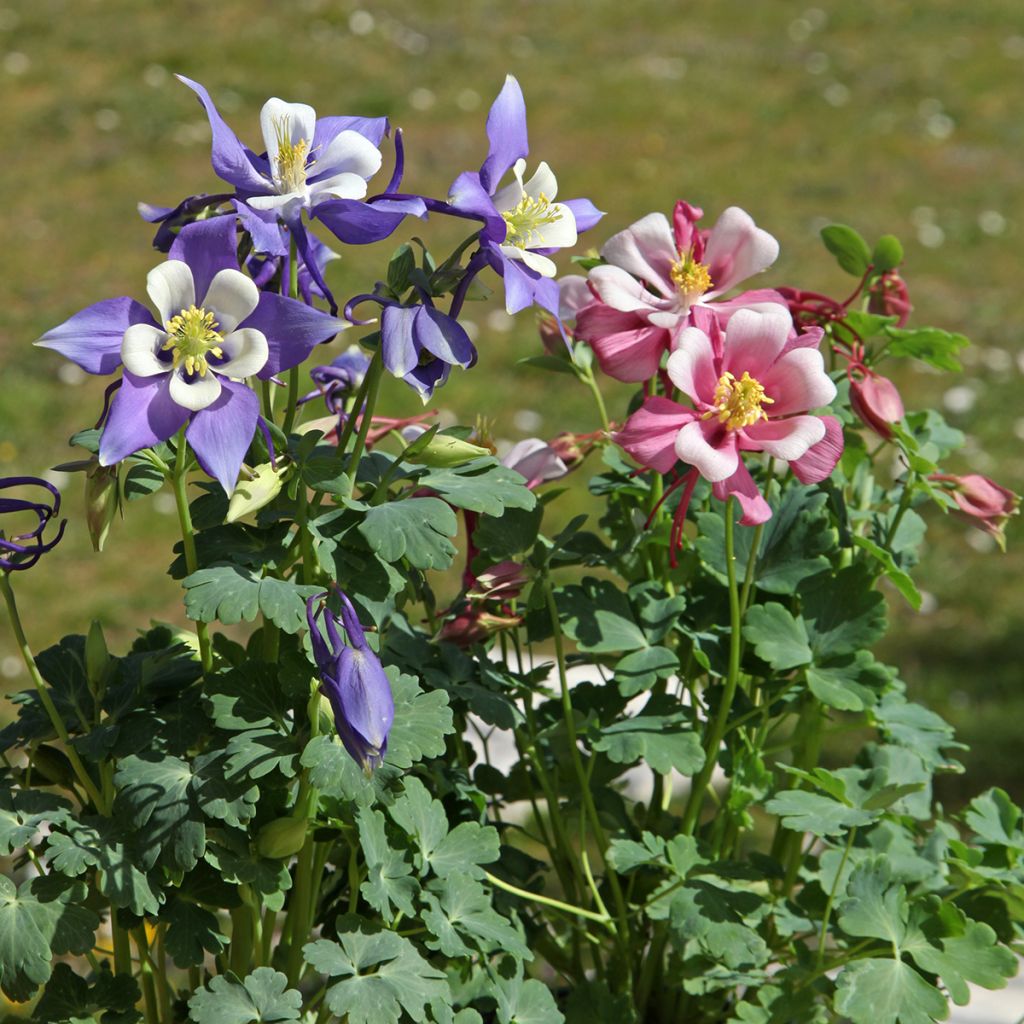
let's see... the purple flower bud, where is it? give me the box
[306,591,394,773]
[0,477,67,572]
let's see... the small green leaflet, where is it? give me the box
[764,790,875,838]
[592,711,705,775]
[162,899,228,968]
[188,968,301,1024]
[32,963,141,1024]
[182,566,321,634]
[821,223,872,275]
[414,459,537,516]
[742,603,811,671]
[884,325,969,373]
[834,958,948,1024]
[493,969,563,1024]
[421,875,530,960]
[357,806,417,920]
[558,578,647,654]
[358,497,458,570]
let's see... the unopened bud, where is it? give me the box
[85,461,119,553]
[930,472,1019,551]
[405,434,491,468]
[868,270,912,327]
[30,743,75,787]
[537,313,569,356]
[226,463,284,523]
[848,366,904,440]
[256,816,308,859]
[85,620,109,689]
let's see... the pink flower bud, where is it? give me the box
[537,312,569,356]
[439,606,522,648]
[848,365,904,439]
[930,473,1020,549]
[868,270,912,327]
[468,561,528,602]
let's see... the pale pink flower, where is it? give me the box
[616,308,842,526]
[575,201,784,381]
[930,472,1019,550]
[848,365,904,439]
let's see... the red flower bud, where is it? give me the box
[537,312,570,356]
[930,473,1020,550]
[868,270,912,327]
[848,365,904,439]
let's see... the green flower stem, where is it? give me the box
[154,925,172,1022]
[230,902,253,976]
[260,377,276,423]
[739,461,775,614]
[132,927,161,1024]
[281,233,302,436]
[171,431,213,673]
[0,572,108,814]
[885,470,917,548]
[333,361,374,465]
[817,826,857,969]
[110,906,133,981]
[295,482,317,585]
[681,496,743,836]
[344,350,384,478]
[259,908,277,967]
[543,579,633,989]
[578,360,611,434]
[483,870,612,926]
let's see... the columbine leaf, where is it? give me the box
[806,651,890,712]
[188,968,301,1024]
[303,927,448,1024]
[33,962,141,1024]
[415,459,537,516]
[357,806,417,920]
[613,646,678,697]
[558,578,647,654]
[963,788,1023,849]
[852,535,922,609]
[884,326,969,372]
[800,568,887,661]
[0,876,99,1002]
[493,970,563,1024]
[592,712,705,775]
[764,790,875,838]
[182,566,321,633]
[742,603,812,671]
[162,898,228,968]
[837,858,908,945]
[422,875,530,960]
[834,958,947,1024]
[874,690,965,770]
[384,670,454,769]
[0,790,72,855]
[358,497,458,570]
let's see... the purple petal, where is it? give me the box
[313,196,427,245]
[380,305,420,378]
[36,298,156,375]
[563,198,605,234]
[99,372,189,466]
[336,647,394,767]
[244,292,346,377]
[168,216,240,301]
[176,75,271,194]
[404,359,451,400]
[491,247,542,315]
[447,172,505,240]
[313,115,390,151]
[185,379,259,494]
[235,201,289,256]
[286,215,337,314]
[415,306,476,368]
[480,75,529,195]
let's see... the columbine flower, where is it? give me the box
[0,477,66,572]
[616,308,843,527]
[302,346,372,414]
[848,365,905,439]
[445,75,602,320]
[930,473,1020,550]
[306,591,394,773]
[501,438,569,489]
[575,201,782,381]
[36,217,345,492]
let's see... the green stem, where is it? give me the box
[579,360,611,433]
[334,361,373,463]
[817,827,857,968]
[295,483,317,585]
[171,431,213,673]
[133,928,161,1024]
[483,870,612,925]
[681,496,742,835]
[0,572,108,813]
[260,377,276,423]
[885,471,916,548]
[344,351,384,479]
[281,233,302,436]
[110,906,133,979]
[230,903,254,976]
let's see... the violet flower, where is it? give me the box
[35,217,346,493]
[443,75,603,321]
[306,591,394,773]
[302,346,372,415]
[0,477,66,572]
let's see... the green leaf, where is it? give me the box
[742,604,812,671]
[162,899,228,968]
[384,670,454,769]
[834,958,947,1024]
[964,788,1023,848]
[873,235,904,271]
[422,875,530,960]
[821,223,872,276]
[874,690,965,770]
[122,462,165,501]
[593,711,705,775]
[837,858,908,945]
[0,876,99,1001]
[764,791,875,838]
[357,806,417,920]
[33,963,141,1024]
[852,535,922,609]
[884,326,969,372]
[415,459,537,516]
[607,832,703,877]
[358,498,458,570]
[558,578,647,654]
[614,646,678,696]
[188,968,302,1024]
[303,927,448,1024]
[182,566,321,633]
[0,790,71,855]
[517,354,577,376]
[806,651,890,712]
[800,568,887,661]
[494,970,563,1024]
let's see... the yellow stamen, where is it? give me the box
[273,116,311,193]
[701,371,774,430]
[162,305,224,378]
[670,251,713,300]
[502,192,560,248]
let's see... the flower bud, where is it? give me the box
[405,434,492,468]
[256,816,308,859]
[537,312,568,356]
[468,561,528,602]
[85,620,109,690]
[84,461,119,553]
[930,473,1020,550]
[226,463,284,523]
[868,270,912,327]
[29,743,76,788]
[848,366,904,439]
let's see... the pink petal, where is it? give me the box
[615,397,694,473]
[712,461,772,525]
[704,288,789,325]
[588,264,670,314]
[703,207,780,295]
[758,346,837,416]
[600,212,678,299]
[720,307,791,379]
[666,326,718,403]
[674,419,738,482]
[558,275,592,318]
[577,303,670,382]
[791,415,844,484]
[741,415,826,462]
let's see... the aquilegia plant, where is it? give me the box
[1,73,1021,1024]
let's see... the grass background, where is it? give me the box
[0,0,1021,803]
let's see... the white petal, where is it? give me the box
[215,329,269,378]
[202,269,260,334]
[121,324,170,377]
[492,178,524,213]
[523,160,558,200]
[260,97,316,174]
[147,261,195,324]
[600,212,677,298]
[501,245,557,277]
[315,130,382,180]
[169,366,222,412]
[674,420,738,482]
[588,264,665,314]
[246,191,307,213]
[534,203,577,248]
[308,172,370,203]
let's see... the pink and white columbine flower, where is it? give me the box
[616,307,843,529]
[575,201,784,382]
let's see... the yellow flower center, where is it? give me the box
[502,192,560,248]
[162,305,224,377]
[702,371,774,430]
[274,117,310,193]
[670,251,713,300]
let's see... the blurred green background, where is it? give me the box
[0,0,1020,804]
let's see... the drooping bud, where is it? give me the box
[405,434,492,468]
[868,270,912,327]
[256,816,308,859]
[468,561,528,602]
[84,461,119,553]
[226,463,284,523]
[85,620,110,690]
[848,365,905,439]
[537,312,568,356]
[930,473,1020,551]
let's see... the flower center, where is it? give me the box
[502,193,560,249]
[162,305,224,377]
[702,371,774,430]
[670,251,713,300]
[273,117,310,194]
